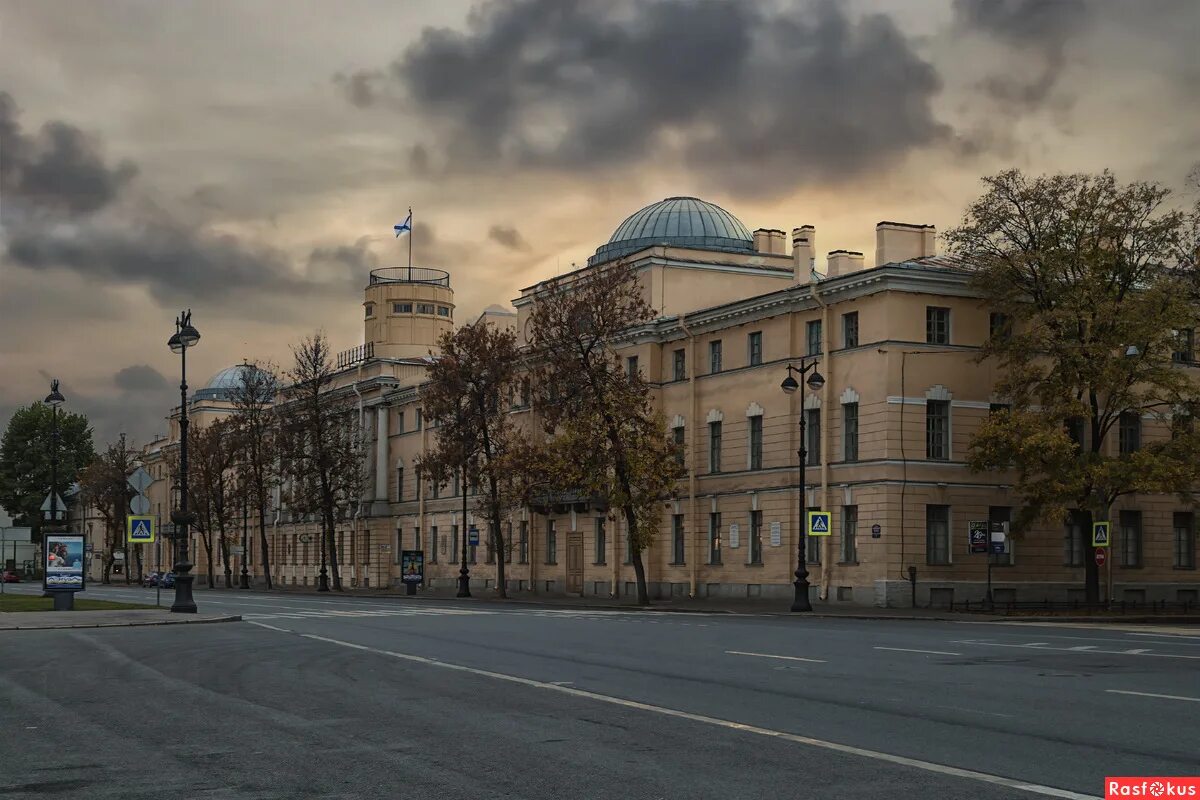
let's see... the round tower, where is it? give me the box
[363,267,455,359]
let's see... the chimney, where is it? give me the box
[764,229,786,255]
[827,250,864,278]
[876,221,937,266]
[753,229,771,253]
[791,225,816,284]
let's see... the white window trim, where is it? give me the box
[706,408,724,424]
[670,414,686,429]
[839,387,860,405]
[745,402,764,418]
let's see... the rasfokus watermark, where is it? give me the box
[1106,778,1200,798]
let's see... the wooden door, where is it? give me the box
[566,532,584,594]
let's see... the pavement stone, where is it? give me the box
[0,609,242,631]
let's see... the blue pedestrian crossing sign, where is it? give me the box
[1092,521,1110,548]
[807,511,832,537]
[127,515,156,543]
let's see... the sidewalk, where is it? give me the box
[248,583,1200,625]
[0,610,242,632]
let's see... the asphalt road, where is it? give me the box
[1,584,1197,799]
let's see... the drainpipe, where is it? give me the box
[811,278,832,601]
[678,314,699,598]
[352,363,365,588]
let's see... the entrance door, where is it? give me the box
[566,533,583,594]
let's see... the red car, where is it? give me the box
[1,569,20,583]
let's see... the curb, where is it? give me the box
[0,614,243,632]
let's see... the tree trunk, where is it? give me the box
[324,514,342,591]
[220,536,232,588]
[1080,507,1100,604]
[123,545,131,584]
[199,531,215,588]
[135,546,144,582]
[257,500,272,589]
[491,516,507,598]
[624,504,650,605]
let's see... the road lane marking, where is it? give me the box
[294,632,1095,800]
[1105,690,1200,703]
[874,647,962,656]
[725,650,827,664]
[246,621,292,633]
[953,640,1200,660]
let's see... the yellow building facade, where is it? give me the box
[137,197,1198,607]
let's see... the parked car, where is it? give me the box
[159,572,177,588]
[142,571,164,587]
[1,569,20,583]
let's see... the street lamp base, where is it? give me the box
[457,570,471,598]
[318,569,329,592]
[170,574,197,613]
[240,572,250,590]
[791,579,812,613]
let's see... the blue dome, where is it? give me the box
[589,197,754,266]
[193,364,272,402]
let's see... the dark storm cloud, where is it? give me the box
[333,69,385,109]
[113,365,170,393]
[487,224,530,252]
[1,93,374,308]
[350,0,950,194]
[953,0,1092,109]
[0,91,137,217]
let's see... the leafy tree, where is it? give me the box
[78,434,136,583]
[0,402,95,539]
[418,321,524,597]
[525,260,685,605]
[947,169,1200,602]
[279,332,366,592]
[229,361,281,589]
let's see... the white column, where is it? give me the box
[375,407,389,501]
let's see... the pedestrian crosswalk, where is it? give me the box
[243,606,494,620]
[241,605,715,626]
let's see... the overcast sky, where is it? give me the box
[1,0,1197,445]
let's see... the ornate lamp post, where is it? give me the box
[43,379,66,530]
[168,310,200,613]
[781,360,825,612]
[457,462,471,598]
[240,489,250,589]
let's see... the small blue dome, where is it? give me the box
[193,364,272,402]
[589,197,754,266]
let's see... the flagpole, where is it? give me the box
[408,207,413,274]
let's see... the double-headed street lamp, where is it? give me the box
[44,379,66,530]
[168,310,200,613]
[781,360,825,613]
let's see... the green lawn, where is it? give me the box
[0,594,156,612]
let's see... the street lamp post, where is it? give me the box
[43,381,66,603]
[240,490,250,589]
[457,463,471,597]
[318,524,329,591]
[781,361,825,613]
[168,310,200,613]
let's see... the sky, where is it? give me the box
[1,0,1198,446]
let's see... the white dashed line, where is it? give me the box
[874,647,962,656]
[725,650,827,664]
[1105,690,1200,704]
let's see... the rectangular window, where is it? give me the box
[519,521,529,564]
[926,306,950,345]
[805,409,820,465]
[450,525,457,563]
[396,467,404,502]
[433,480,440,500]
[989,403,1010,414]
[1066,417,1085,451]
[709,421,722,473]
[414,526,422,552]
[806,320,822,356]
[521,379,531,407]
[1120,510,1142,568]
[416,303,435,314]
[1174,512,1196,569]
[397,411,405,433]
[468,526,477,564]
[1064,512,1085,566]
[437,306,451,317]
[842,402,859,461]
[748,331,763,366]
[842,312,859,349]
[486,526,495,563]
[430,526,438,563]
[393,302,413,314]
[452,473,460,497]
[989,312,1012,341]
[708,512,722,564]
[1119,412,1141,453]
[671,515,685,564]
[673,425,686,468]
[594,518,607,565]
[749,415,763,470]
[841,505,858,563]
[926,400,949,460]
[504,523,513,563]
[709,340,723,374]
[1172,328,1195,363]
[748,510,763,565]
[672,349,686,381]
[546,519,557,564]
[415,408,422,430]
[626,355,639,379]
[926,505,950,565]
[365,303,375,318]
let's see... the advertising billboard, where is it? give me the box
[400,550,425,584]
[44,534,86,592]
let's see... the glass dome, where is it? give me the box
[588,196,754,266]
[192,364,273,402]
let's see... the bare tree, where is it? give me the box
[78,434,136,584]
[279,332,367,592]
[187,417,241,589]
[229,361,281,588]
[525,260,684,605]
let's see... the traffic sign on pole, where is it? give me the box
[127,515,156,543]
[1095,548,1106,567]
[807,511,831,536]
[1092,521,1110,548]
[127,467,153,494]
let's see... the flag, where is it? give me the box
[394,211,412,238]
